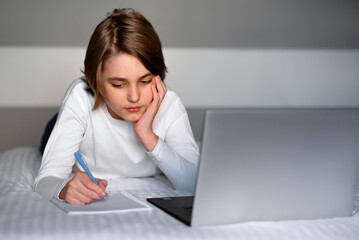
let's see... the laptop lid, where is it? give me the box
[191,109,359,227]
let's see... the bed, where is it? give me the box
[0,146,359,240]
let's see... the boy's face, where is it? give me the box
[101,53,155,122]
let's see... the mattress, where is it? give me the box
[1,147,358,240]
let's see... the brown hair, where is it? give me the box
[83,8,167,109]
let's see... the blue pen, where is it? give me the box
[74,152,107,200]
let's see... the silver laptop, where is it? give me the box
[148,109,359,227]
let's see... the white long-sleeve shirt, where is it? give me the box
[34,78,199,199]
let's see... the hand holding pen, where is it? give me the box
[58,152,108,205]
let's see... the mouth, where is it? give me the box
[125,107,142,112]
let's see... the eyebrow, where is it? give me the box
[107,73,153,82]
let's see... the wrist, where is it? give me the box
[141,132,159,152]
[59,183,68,200]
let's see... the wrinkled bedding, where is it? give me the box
[0,147,359,240]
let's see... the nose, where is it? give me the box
[127,85,140,103]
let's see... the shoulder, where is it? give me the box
[155,89,187,124]
[61,77,90,101]
[163,90,186,113]
[56,77,94,128]
[60,77,94,108]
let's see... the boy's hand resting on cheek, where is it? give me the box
[59,172,108,205]
[133,76,167,152]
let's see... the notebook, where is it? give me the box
[52,191,151,214]
[148,109,359,227]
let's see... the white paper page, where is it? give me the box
[51,191,151,215]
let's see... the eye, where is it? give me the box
[140,79,152,85]
[112,83,125,88]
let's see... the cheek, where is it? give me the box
[144,85,154,103]
[104,89,125,107]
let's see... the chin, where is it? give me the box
[122,113,143,122]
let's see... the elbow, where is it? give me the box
[174,167,198,193]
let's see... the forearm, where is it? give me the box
[147,138,198,193]
[34,176,72,199]
[135,128,159,152]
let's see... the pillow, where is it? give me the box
[0,147,41,191]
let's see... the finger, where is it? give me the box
[158,85,166,102]
[156,76,167,101]
[151,83,160,105]
[98,179,108,192]
[66,184,93,204]
[72,174,104,199]
[135,84,159,128]
[97,179,108,188]
[157,76,167,92]
[84,180,106,199]
[65,195,87,205]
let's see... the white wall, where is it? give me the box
[166,48,359,108]
[1,47,359,108]
[1,1,358,109]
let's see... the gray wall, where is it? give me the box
[1,0,359,151]
[1,0,358,48]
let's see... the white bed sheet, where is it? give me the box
[0,147,359,240]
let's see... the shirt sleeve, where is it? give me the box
[147,110,199,193]
[34,176,72,200]
[33,80,90,199]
